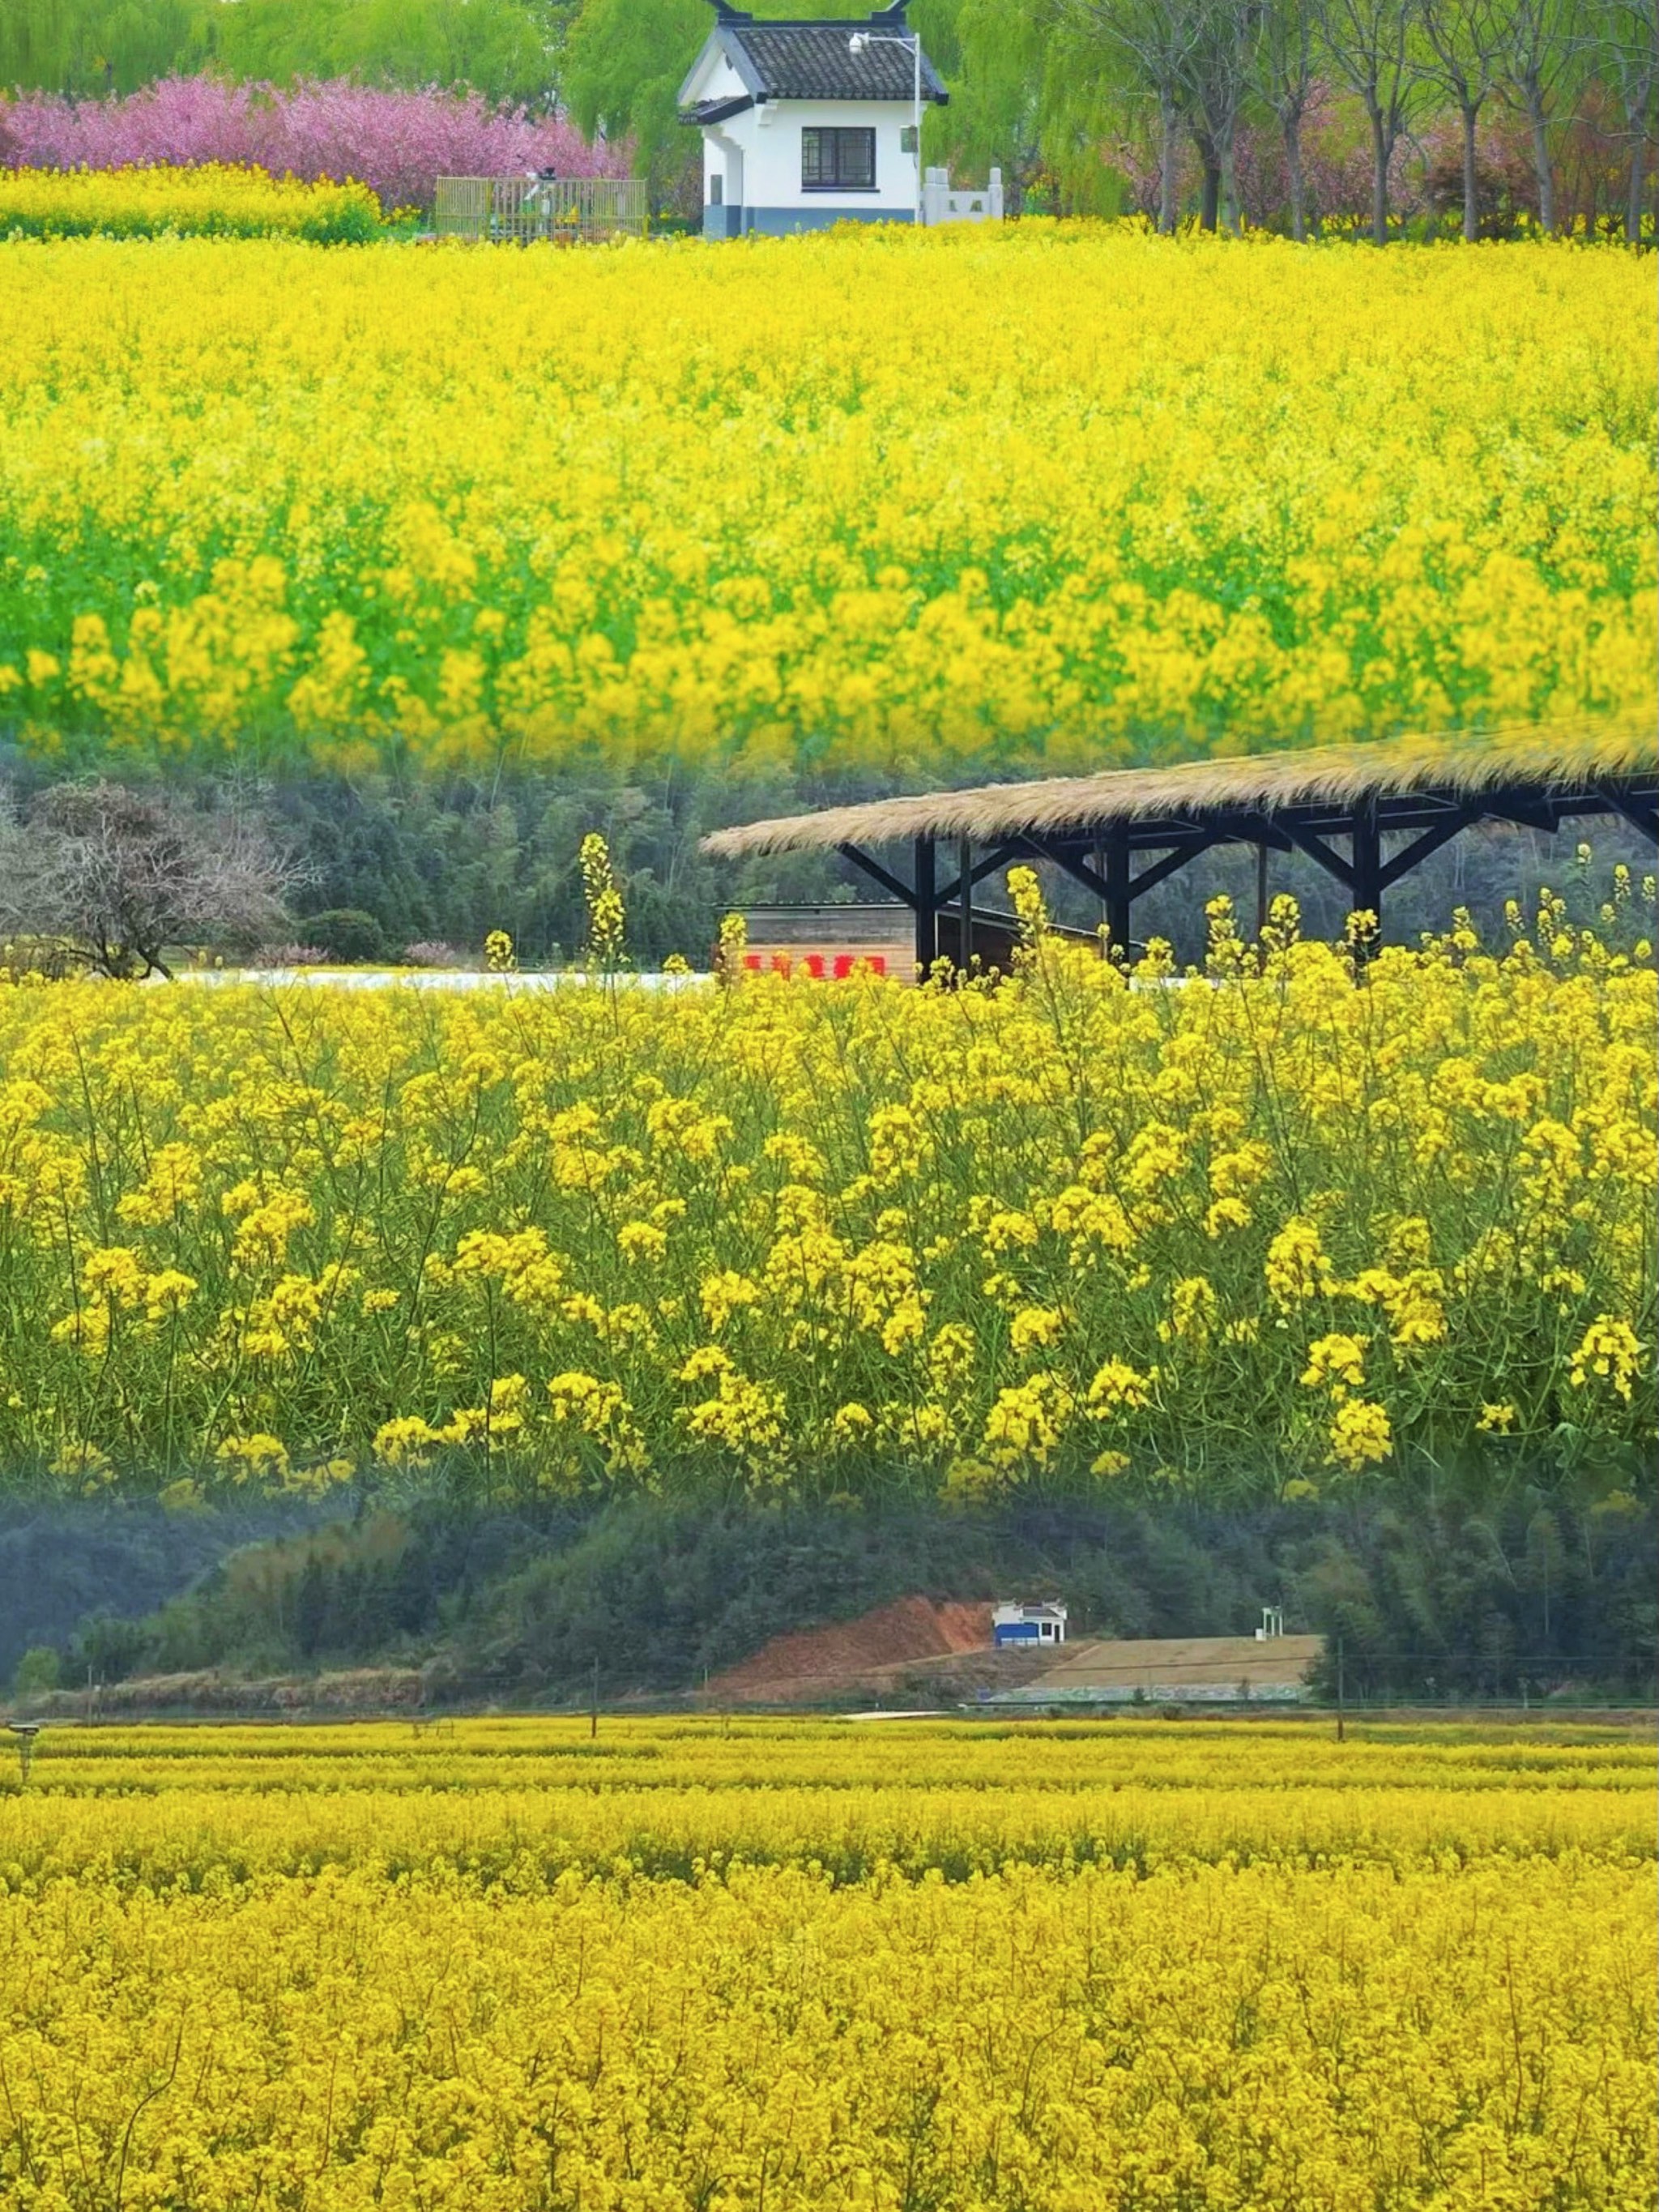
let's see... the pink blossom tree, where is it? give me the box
[1,77,629,212]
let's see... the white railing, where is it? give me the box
[922,166,1004,226]
[433,176,649,244]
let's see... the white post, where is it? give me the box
[913,32,923,228]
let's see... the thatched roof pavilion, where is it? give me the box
[703,716,1658,967]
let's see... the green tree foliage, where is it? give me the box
[2,754,1644,970]
[0,0,557,105]
[215,0,555,106]
[1,0,210,96]
[561,0,707,206]
[925,0,1112,212]
[298,907,389,963]
[11,1646,60,1694]
[0,1495,320,1683]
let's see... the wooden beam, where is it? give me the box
[1594,781,1659,845]
[1477,797,1562,835]
[1128,835,1223,901]
[837,842,916,908]
[1230,811,1296,855]
[1026,835,1114,906]
[1379,806,1482,892]
[935,840,1029,907]
[1282,824,1354,885]
[1029,830,1142,954]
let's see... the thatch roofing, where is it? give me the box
[702,715,1657,860]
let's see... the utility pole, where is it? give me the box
[1335,1638,1346,1743]
[590,1654,599,1740]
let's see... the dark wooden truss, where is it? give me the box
[831,774,1659,970]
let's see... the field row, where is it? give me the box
[19,1714,1652,1792]
[0,899,1651,1492]
[0,1719,1651,2209]
[0,1859,1649,2212]
[2,229,1653,771]
[4,1720,1653,1886]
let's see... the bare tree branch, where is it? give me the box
[0,783,304,981]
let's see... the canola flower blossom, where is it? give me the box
[0,1718,1651,2210]
[0,227,1652,774]
[0,884,1650,1495]
[0,162,383,241]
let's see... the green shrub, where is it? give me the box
[301,907,387,963]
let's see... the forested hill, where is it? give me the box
[9,1488,1655,1709]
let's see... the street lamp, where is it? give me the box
[847,28,923,228]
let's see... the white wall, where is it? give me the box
[706,100,919,218]
[704,128,744,211]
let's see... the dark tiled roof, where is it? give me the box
[727,20,947,102]
[687,92,756,123]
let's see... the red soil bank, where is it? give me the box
[708,1596,994,1701]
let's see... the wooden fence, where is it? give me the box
[433,176,648,244]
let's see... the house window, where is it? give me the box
[802,127,876,190]
[710,173,723,206]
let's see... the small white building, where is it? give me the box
[992,1601,1068,1650]
[678,0,949,238]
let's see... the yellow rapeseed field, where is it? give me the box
[0,164,382,241]
[0,228,1653,773]
[0,1717,1652,2210]
[0,880,1652,1493]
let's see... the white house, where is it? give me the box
[992,1601,1068,1650]
[678,0,949,238]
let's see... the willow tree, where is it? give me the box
[1250,0,1321,237]
[1317,0,1431,241]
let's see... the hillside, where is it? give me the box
[11,1489,1654,1713]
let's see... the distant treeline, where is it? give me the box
[2,0,1652,235]
[19,1482,1657,1704]
[0,0,575,109]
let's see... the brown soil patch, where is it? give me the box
[706,1596,997,1703]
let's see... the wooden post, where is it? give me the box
[590,1654,599,1740]
[1256,841,1269,940]
[1103,829,1131,963]
[1335,1638,1346,1743]
[914,836,937,977]
[957,837,973,971]
[1350,799,1382,951]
